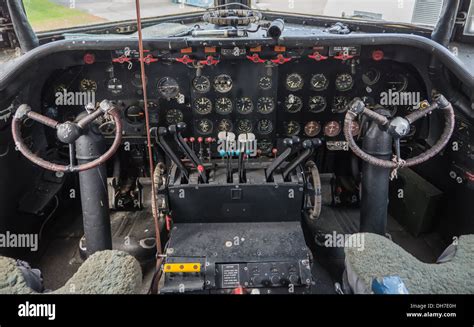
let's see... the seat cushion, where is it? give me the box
[344,233,474,294]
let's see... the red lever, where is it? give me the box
[197,137,203,144]
[199,55,220,66]
[175,55,195,65]
[247,53,266,64]
[308,52,328,61]
[271,54,292,65]
[334,53,354,61]
[141,54,159,64]
[112,55,132,64]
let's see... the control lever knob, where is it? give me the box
[291,136,301,145]
[158,126,168,136]
[168,124,177,134]
[176,121,187,131]
[283,138,294,148]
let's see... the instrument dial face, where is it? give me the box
[324,121,341,137]
[351,121,360,136]
[157,77,180,98]
[335,73,354,91]
[333,96,350,113]
[125,105,145,124]
[218,118,233,132]
[215,97,233,115]
[284,95,303,113]
[362,68,381,86]
[132,73,147,88]
[284,121,301,136]
[308,96,327,113]
[193,97,213,115]
[196,119,213,135]
[304,121,321,137]
[286,73,304,91]
[166,109,184,125]
[258,139,273,155]
[386,73,408,92]
[256,119,273,135]
[258,76,272,90]
[107,78,123,94]
[237,119,253,133]
[214,74,233,93]
[257,97,275,114]
[310,74,329,91]
[192,75,211,93]
[80,79,97,92]
[236,97,254,115]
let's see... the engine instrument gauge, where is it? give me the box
[284,121,301,136]
[196,119,214,135]
[192,75,211,93]
[362,68,381,86]
[304,121,321,137]
[193,97,213,115]
[310,74,329,91]
[166,109,184,125]
[215,97,233,115]
[236,97,254,114]
[106,78,123,94]
[335,73,354,91]
[286,73,304,91]
[333,96,350,113]
[237,119,253,133]
[218,119,233,132]
[308,96,327,113]
[214,74,233,93]
[125,105,145,124]
[257,97,275,114]
[80,79,97,92]
[324,121,341,137]
[256,119,273,135]
[258,76,272,90]
[157,77,180,99]
[284,95,303,113]
[386,73,408,92]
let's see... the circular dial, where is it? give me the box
[284,121,301,136]
[257,97,275,114]
[157,77,180,99]
[218,118,233,132]
[335,73,354,91]
[350,121,360,136]
[386,73,408,92]
[196,119,214,135]
[236,97,254,115]
[192,75,211,93]
[166,109,184,125]
[362,68,381,86]
[106,78,123,94]
[324,121,341,137]
[308,96,327,113]
[237,119,253,133]
[284,95,303,113]
[258,139,273,155]
[286,73,304,91]
[132,73,147,88]
[258,76,272,90]
[214,74,233,93]
[215,97,233,115]
[125,105,145,124]
[80,79,97,92]
[304,121,321,137]
[333,96,350,113]
[256,119,273,135]
[193,97,212,115]
[310,74,329,91]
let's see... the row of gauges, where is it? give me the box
[193,118,273,135]
[193,74,272,93]
[283,120,360,138]
[193,97,274,115]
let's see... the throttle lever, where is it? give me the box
[153,127,189,181]
[265,138,295,182]
[282,138,322,181]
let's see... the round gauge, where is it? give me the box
[132,73,147,88]
[193,97,213,115]
[335,73,354,91]
[284,121,301,136]
[256,119,273,135]
[125,105,145,124]
[157,77,180,99]
[324,121,341,137]
[192,75,211,93]
[310,74,329,91]
[386,73,408,92]
[284,95,303,113]
[304,121,321,137]
[98,121,116,136]
[107,78,123,94]
[214,74,233,93]
[236,97,254,115]
[333,96,350,113]
[286,73,304,91]
[258,76,272,90]
[215,97,233,115]
[258,139,273,154]
[351,121,360,136]
[308,96,327,113]
[218,119,233,132]
[237,119,253,133]
[80,79,97,92]
[362,68,381,86]
[257,97,275,114]
[196,119,214,135]
[166,109,184,125]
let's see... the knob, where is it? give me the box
[251,275,262,285]
[270,275,281,285]
[176,121,187,131]
[168,124,177,134]
[288,274,299,285]
[158,126,168,136]
[283,138,294,148]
